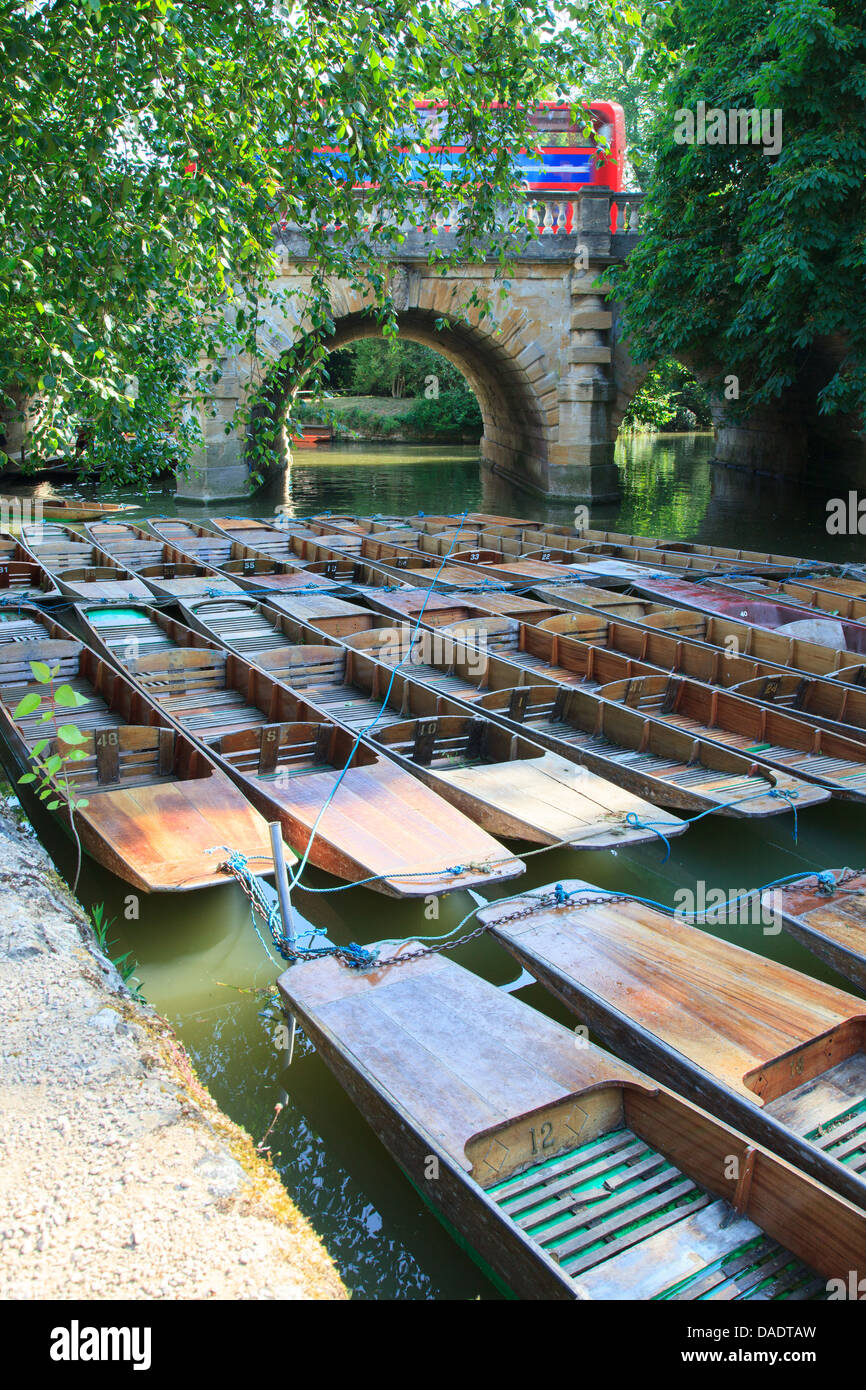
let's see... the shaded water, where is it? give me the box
[14,434,866,1299]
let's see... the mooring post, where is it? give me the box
[269,821,297,1064]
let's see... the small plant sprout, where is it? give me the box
[14,659,90,892]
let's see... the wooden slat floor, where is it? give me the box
[487,1128,822,1298]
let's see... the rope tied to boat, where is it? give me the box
[214,848,379,969]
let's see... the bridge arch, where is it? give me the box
[255,297,554,492]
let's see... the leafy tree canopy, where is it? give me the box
[610,0,866,423]
[0,0,646,480]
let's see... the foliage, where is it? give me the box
[90,902,144,1001]
[623,358,712,430]
[0,0,649,483]
[325,338,472,398]
[14,660,89,891]
[394,389,482,437]
[610,0,866,422]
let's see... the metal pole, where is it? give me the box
[269,821,297,1065]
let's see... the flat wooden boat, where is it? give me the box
[144,518,343,595]
[362,585,563,628]
[350,515,810,577]
[167,603,682,851]
[0,619,275,891]
[0,530,60,601]
[178,594,380,650]
[74,604,525,897]
[530,589,866,682]
[631,575,866,655]
[369,715,685,850]
[480,880,866,1211]
[0,494,135,522]
[594,672,866,801]
[290,424,333,446]
[279,946,866,1298]
[722,576,866,620]
[340,627,824,819]
[533,612,866,740]
[766,870,866,993]
[207,515,364,560]
[473,685,827,818]
[18,522,152,601]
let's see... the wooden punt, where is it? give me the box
[178,594,380,650]
[594,672,866,801]
[168,602,681,850]
[368,715,685,850]
[531,589,866,683]
[144,517,343,595]
[631,575,866,655]
[0,531,60,601]
[472,685,827,818]
[415,523,804,581]
[0,620,275,891]
[362,585,564,628]
[766,870,866,993]
[80,521,248,599]
[339,627,824,818]
[18,522,152,601]
[720,575,866,623]
[278,946,866,1298]
[0,495,135,522]
[74,604,525,897]
[207,515,365,560]
[533,612,866,741]
[481,881,866,1212]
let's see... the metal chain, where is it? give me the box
[369,889,637,970]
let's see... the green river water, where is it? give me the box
[15,432,866,1299]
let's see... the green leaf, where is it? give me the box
[29,661,52,683]
[18,772,36,784]
[14,693,41,717]
[54,685,89,708]
[57,724,87,744]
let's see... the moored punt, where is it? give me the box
[362,585,563,628]
[530,582,673,623]
[480,881,866,1211]
[83,521,248,599]
[530,591,866,683]
[74,604,525,897]
[0,531,60,601]
[178,594,380,650]
[144,517,343,595]
[630,575,866,655]
[766,870,866,993]
[207,515,365,560]
[472,685,826,818]
[369,715,685,849]
[19,522,152,601]
[340,628,822,818]
[718,575,866,623]
[0,494,135,522]
[0,623,275,891]
[594,673,866,801]
[279,946,866,1298]
[168,602,682,850]
[532,612,866,740]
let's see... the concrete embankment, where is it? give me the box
[0,801,346,1300]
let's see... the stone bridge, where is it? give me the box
[179,187,865,503]
[180,190,650,503]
